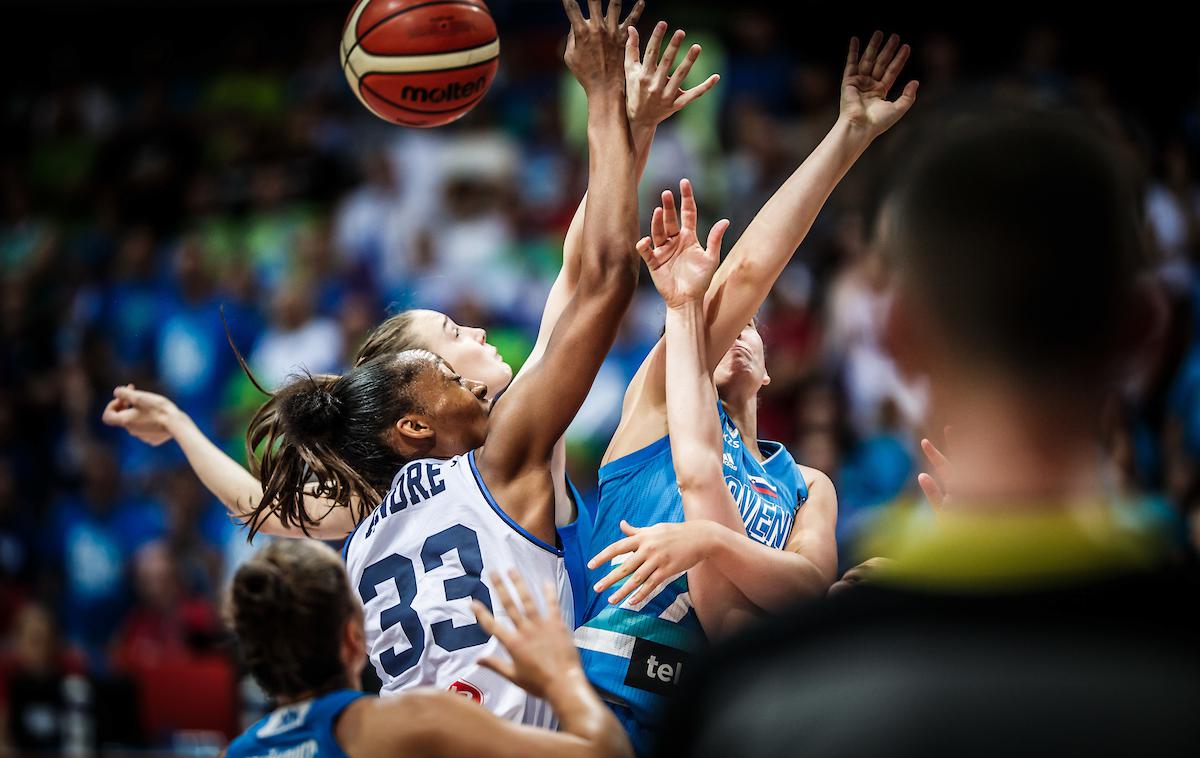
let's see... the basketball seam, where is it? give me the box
[345,0,490,63]
[361,79,489,115]
[359,57,498,77]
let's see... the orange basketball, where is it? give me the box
[340,0,499,128]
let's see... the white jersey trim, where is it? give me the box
[466,451,562,557]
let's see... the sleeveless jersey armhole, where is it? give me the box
[467,450,563,556]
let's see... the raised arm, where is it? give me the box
[102,385,356,540]
[606,31,918,461]
[519,17,719,376]
[475,0,640,540]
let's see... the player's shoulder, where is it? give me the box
[343,690,476,755]
[796,464,835,496]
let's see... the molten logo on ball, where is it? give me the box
[400,77,487,104]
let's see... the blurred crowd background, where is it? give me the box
[2,0,1199,753]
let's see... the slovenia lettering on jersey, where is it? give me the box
[724,475,795,549]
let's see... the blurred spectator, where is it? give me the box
[0,604,87,754]
[42,447,164,662]
[111,542,221,672]
[249,278,344,388]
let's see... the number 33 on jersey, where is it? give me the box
[342,451,571,727]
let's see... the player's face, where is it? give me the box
[714,321,769,400]
[409,310,513,400]
[413,359,492,456]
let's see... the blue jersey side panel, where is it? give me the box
[558,477,596,628]
[577,406,803,728]
[226,690,366,758]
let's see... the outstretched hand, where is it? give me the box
[562,0,643,93]
[625,22,719,131]
[840,31,918,139]
[636,178,729,308]
[472,570,579,700]
[588,519,718,607]
[101,385,181,447]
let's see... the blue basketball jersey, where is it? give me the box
[575,405,808,729]
[558,477,598,629]
[226,690,366,758]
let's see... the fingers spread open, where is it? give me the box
[561,0,585,30]
[490,571,522,625]
[605,0,620,31]
[653,29,686,88]
[478,655,518,683]
[917,472,946,511]
[508,569,539,621]
[619,0,644,30]
[844,35,860,78]
[666,44,701,92]
[706,218,731,258]
[858,30,884,76]
[879,42,910,93]
[609,561,655,604]
[674,73,719,109]
[643,21,666,67]
[872,33,900,81]
[651,206,667,246]
[589,536,637,570]
[625,26,640,69]
[660,190,679,236]
[678,178,697,230]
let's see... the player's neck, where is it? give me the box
[721,395,763,461]
[936,384,1111,511]
[274,675,357,707]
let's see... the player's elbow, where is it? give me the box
[675,455,726,498]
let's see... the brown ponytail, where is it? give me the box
[243,352,436,538]
[227,310,428,539]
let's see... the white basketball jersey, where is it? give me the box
[343,450,570,728]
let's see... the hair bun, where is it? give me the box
[233,558,290,610]
[279,375,342,442]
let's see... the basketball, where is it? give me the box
[340,0,499,127]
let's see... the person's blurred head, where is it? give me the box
[883,111,1148,416]
[228,540,364,699]
[714,320,771,407]
[269,281,316,331]
[80,446,120,514]
[12,604,58,673]
[132,542,181,613]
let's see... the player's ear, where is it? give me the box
[340,613,367,677]
[761,372,772,388]
[393,416,435,456]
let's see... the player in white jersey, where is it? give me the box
[102,3,717,627]
[339,449,571,723]
[216,0,641,725]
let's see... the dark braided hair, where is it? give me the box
[228,540,358,697]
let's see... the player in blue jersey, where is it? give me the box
[102,4,717,629]
[574,31,919,753]
[224,539,631,758]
